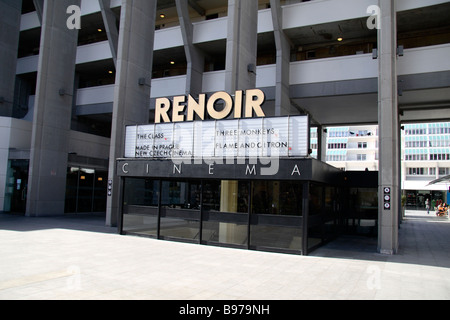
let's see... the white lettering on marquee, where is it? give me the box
[173,164,182,174]
[291,165,301,176]
[246,165,257,175]
[208,164,214,175]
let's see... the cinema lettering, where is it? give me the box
[155,89,266,123]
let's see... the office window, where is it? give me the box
[428,123,450,135]
[357,154,367,161]
[358,142,367,149]
[404,149,428,161]
[429,149,450,161]
[408,168,427,175]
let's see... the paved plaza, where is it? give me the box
[0,210,449,300]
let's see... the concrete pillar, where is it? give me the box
[224,0,258,93]
[270,0,292,116]
[377,0,399,254]
[0,0,22,117]
[106,0,157,227]
[176,0,204,96]
[221,0,259,216]
[26,0,80,217]
[317,126,328,162]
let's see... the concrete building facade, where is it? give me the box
[1,0,450,255]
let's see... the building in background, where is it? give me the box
[402,122,450,209]
[311,122,450,210]
[311,125,379,172]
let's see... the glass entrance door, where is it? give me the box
[5,160,29,214]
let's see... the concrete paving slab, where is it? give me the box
[0,210,449,301]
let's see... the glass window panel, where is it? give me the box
[250,224,302,251]
[251,181,303,216]
[77,168,95,212]
[307,225,322,250]
[348,188,378,217]
[124,178,159,206]
[93,170,107,212]
[201,180,248,246]
[309,183,324,215]
[160,181,201,240]
[202,219,248,246]
[250,181,303,251]
[202,180,221,211]
[122,178,159,236]
[123,205,158,236]
[65,167,79,213]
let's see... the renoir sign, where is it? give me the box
[124,115,309,160]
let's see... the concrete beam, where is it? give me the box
[99,0,119,67]
[188,0,205,16]
[33,0,44,24]
[175,0,204,96]
[270,0,293,116]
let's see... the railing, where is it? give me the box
[17,42,450,111]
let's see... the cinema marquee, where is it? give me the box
[124,115,310,160]
[116,89,378,256]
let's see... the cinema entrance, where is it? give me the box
[117,158,352,255]
[116,115,378,255]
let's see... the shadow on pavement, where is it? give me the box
[312,210,450,269]
[0,212,117,234]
